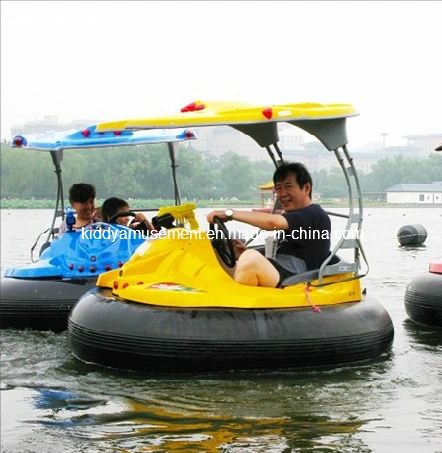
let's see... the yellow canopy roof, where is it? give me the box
[95,100,358,150]
[96,100,358,132]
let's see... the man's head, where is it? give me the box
[68,183,96,221]
[69,183,96,204]
[273,162,312,211]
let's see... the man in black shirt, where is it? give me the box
[206,162,331,287]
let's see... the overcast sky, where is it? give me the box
[1,1,441,148]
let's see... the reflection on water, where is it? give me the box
[0,329,401,453]
[403,318,442,349]
[34,389,365,452]
[1,381,371,453]
[1,208,442,453]
[0,329,397,453]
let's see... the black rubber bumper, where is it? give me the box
[68,287,394,373]
[404,271,442,327]
[0,277,97,331]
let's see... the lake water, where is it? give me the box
[1,207,442,453]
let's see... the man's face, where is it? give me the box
[274,173,311,211]
[72,198,95,220]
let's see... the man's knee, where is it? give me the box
[238,248,261,261]
[237,249,261,269]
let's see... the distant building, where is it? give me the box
[190,125,354,171]
[191,126,258,158]
[10,116,101,138]
[385,182,442,204]
[190,124,305,161]
[403,134,442,155]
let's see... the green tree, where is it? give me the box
[213,152,254,199]
[2,139,441,202]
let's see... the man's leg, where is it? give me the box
[234,249,280,287]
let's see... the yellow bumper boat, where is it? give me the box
[68,100,394,373]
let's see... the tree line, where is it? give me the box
[1,141,441,203]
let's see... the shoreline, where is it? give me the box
[1,201,441,210]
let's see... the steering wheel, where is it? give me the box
[209,216,236,268]
[108,211,150,233]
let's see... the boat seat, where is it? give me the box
[280,254,342,287]
[281,269,320,287]
[39,241,51,256]
[33,227,59,258]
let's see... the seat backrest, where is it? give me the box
[280,254,342,287]
[280,269,320,287]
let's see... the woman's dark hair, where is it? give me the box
[273,162,313,198]
[69,183,96,203]
[101,197,129,223]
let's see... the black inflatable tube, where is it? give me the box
[0,277,97,331]
[404,271,442,327]
[68,287,394,373]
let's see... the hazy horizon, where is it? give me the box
[2,1,441,149]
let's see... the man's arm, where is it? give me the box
[206,209,289,231]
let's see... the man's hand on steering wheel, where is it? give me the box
[208,216,236,268]
[206,209,233,224]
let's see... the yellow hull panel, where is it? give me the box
[97,229,362,309]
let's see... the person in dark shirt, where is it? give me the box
[206,162,331,287]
